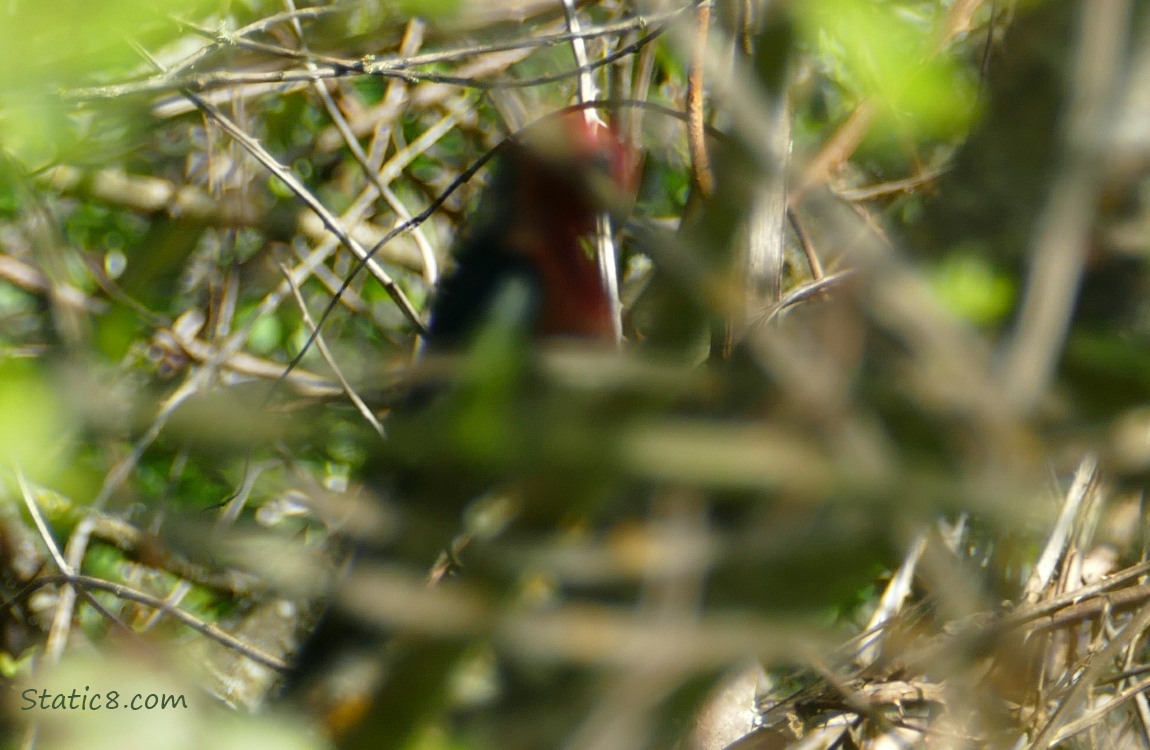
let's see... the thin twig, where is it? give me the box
[832,168,944,202]
[64,13,679,100]
[280,261,385,438]
[15,469,72,575]
[1,574,287,671]
[283,0,439,288]
[47,368,214,664]
[188,94,428,334]
[162,8,682,94]
[1023,455,1099,602]
[760,270,855,325]
[124,32,428,334]
[1032,598,1150,750]
[562,0,623,343]
[686,1,714,197]
[787,209,824,281]
[16,471,137,655]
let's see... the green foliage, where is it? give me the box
[3,0,1145,748]
[929,250,1015,326]
[0,0,209,169]
[395,0,462,22]
[798,0,979,140]
[0,361,76,492]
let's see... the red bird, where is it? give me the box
[284,112,636,737]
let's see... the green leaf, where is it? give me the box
[929,251,1015,325]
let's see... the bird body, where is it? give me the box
[284,112,636,741]
[425,112,632,347]
[428,221,613,343]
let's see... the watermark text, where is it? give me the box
[21,686,188,712]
